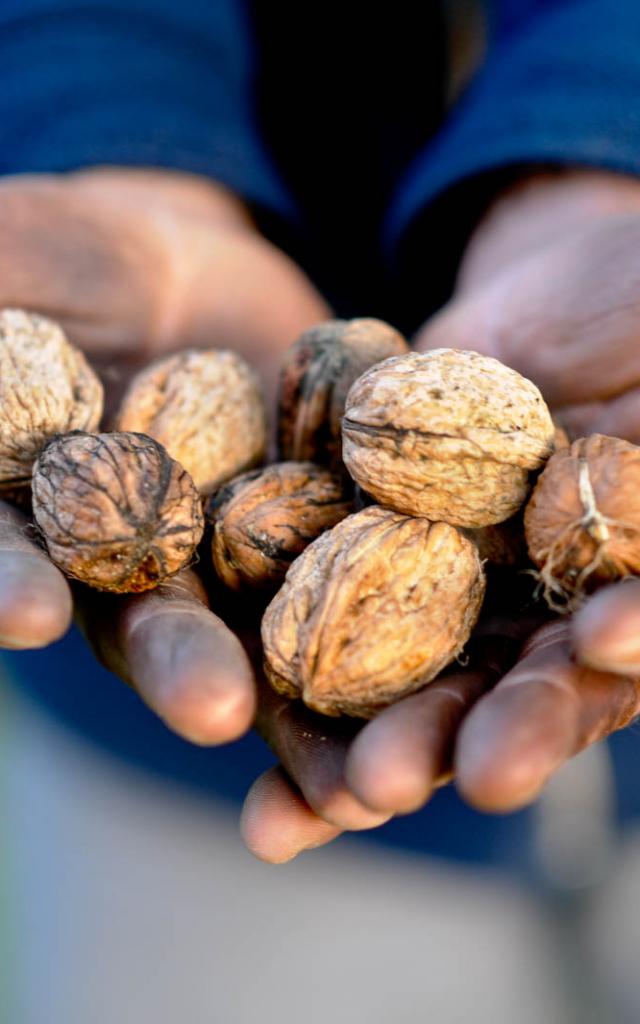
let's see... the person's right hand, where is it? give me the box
[0,167,330,745]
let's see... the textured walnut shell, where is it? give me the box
[209,462,353,590]
[115,349,267,494]
[524,434,640,608]
[32,431,204,593]
[342,349,555,527]
[277,318,408,467]
[0,309,103,490]
[262,506,486,718]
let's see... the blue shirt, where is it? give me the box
[3,0,640,872]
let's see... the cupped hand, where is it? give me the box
[242,170,640,861]
[0,167,329,743]
[413,171,640,807]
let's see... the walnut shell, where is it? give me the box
[277,318,408,467]
[32,431,204,593]
[342,349,555,527]
[115,349,267,494]
[209,461,353,591]
[524,434,640,609]
[261,506,486,718]
[0,309,103,490]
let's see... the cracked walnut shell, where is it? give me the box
[524,434,640,608]
[32,431,204,593]
[277,318,408,468]
[209,461,353,590]
[0,309,103,490]
[261,506,486,718]
[342,349,555,527]
[116,349,267,494]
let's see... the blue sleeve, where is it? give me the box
[0,0,296,219]
[384,0,640,261]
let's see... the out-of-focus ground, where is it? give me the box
[3,680,640,1024]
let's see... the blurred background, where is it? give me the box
[4,638,640,1024]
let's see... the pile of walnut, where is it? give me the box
[5,308,640,717]
[0,309,263,593]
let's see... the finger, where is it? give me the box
[455,620,640,813]
[0,501,72,647]
[345,613,541,814]
[345,670,491,815]
[76,570,256,745]
[554,387,640,444]
[255,682,392,831]
[240,766,342,864]
[573,580,640,675]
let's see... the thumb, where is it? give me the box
[412,292,501,360]
[412,213,640,409]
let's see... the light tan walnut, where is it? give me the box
[115,349,267,494]
[277,318,408,468]
[342,349,555,527]
[32,431,204,593]
[0,309,103,490]
[524,434,640,609]
[209,462,353,591]
[261,506,486,718]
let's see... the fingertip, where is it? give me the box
[347,722,433,815]
[240,768,341,864]
[454,681,576,814]
[303,780,392,830]
[455,751,549,814]
[126,609,256,745]
[0,553,72,648]
[154,671,256,745]
[573,582,640,674]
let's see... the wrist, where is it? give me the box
[457,168,640,295]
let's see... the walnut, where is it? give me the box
[209,461,353,591]
[115,349,267,494]
[32,431,204,593]
[524,434,640,609]
[461,514,528,569]
[342,349,555,527]
[261,506,486,718]
[0,309,103,491]
[277,318,408,468]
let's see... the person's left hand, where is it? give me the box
[241,169,640,861]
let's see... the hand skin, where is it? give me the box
[0,167,330,744]
[7,166,640,863]
[243,169,640,863]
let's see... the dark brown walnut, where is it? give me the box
[0,309,103,493]
[461,513,528,569]
[524,434,640,610]
[342,349,555,527]
[32,431,204,593]
[115,349,267,495]
[209,461,353,591]
[277,318,408,468]
[261,506,486,719]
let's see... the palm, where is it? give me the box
[242,197,640,862]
